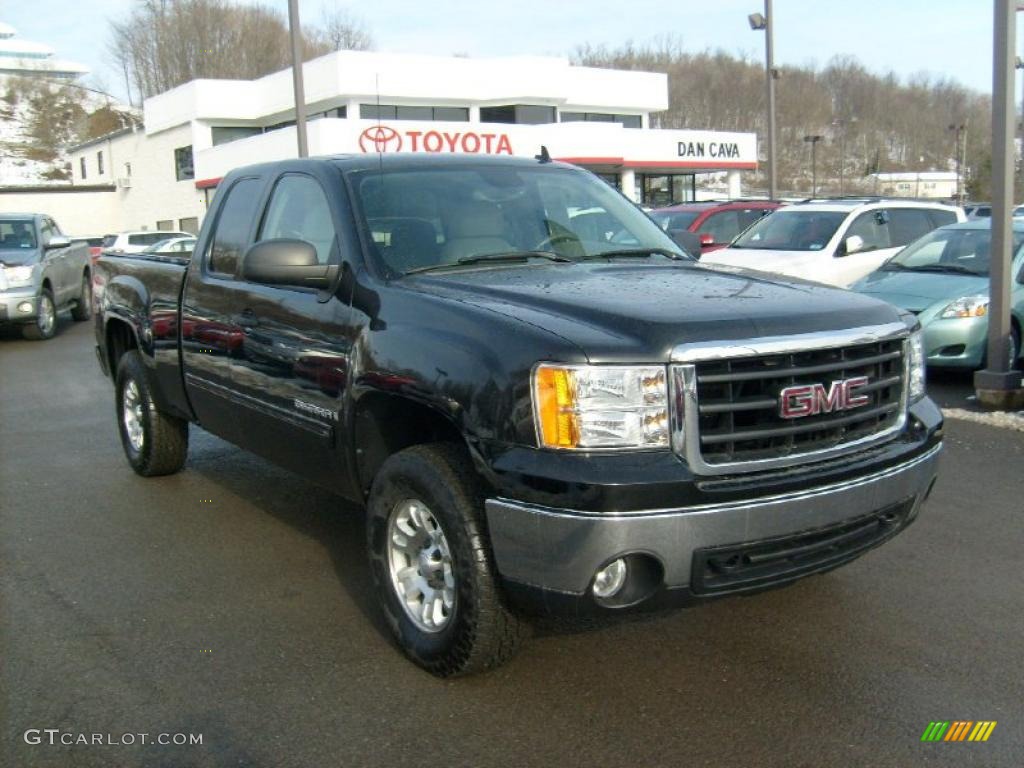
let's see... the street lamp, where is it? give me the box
[974,0,1024,409]
[803,135,823,196]
[749,1,778,199]
[287,0,309,158]
[947,123,965,204]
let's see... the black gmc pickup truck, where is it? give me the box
[94,155,942,676]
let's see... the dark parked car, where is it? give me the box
[93,155,941,676]
[649,200,782,254]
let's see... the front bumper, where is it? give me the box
[486,439,940,614]
[0,290,38,325]
[922,315,987,369]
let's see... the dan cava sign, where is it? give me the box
[359,124,514,155]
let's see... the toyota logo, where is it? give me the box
[359,125,402,153]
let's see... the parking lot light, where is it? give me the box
[749,1,777,200]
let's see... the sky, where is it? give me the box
[1,0,1016,102]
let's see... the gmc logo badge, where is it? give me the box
[779,376,870,419]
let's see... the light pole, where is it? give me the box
[974,0,1024,408]
[749,2,777,199]
[804,135,823,196]
[947,123,965,204]
[287,0,309,158]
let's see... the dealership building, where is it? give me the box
[65,50,758,235]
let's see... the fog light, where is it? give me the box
[592,558,627,599]
[17,301,33,314]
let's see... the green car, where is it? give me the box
[852,220,1022,369]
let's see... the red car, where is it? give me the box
[650,200,782,254]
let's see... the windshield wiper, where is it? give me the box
[404,250,571,275]
[900,264,984,276]
[578,248,688,261]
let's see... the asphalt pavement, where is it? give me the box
[2,318,1022,768]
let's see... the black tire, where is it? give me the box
[71,273,91,321]
[21,287,56,340]
[367,443,527,676]
[115,350,188,476]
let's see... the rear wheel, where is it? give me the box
[115,350,188,476]
[22,288,56,340]
[71,273,91,321]
[367,443,527,676]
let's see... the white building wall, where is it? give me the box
[0,190,120,236]
[69,124,208,232]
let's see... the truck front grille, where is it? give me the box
[671,327,909,474]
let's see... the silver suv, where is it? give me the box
[0,214,92,340]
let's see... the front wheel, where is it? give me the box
[115,350,188,476]
[367,443,527,676]
[22,288,56,340]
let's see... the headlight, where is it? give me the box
[907,330,926,401]
[533,364,669,449]
[939,294,988,319]
[3,265,34,288]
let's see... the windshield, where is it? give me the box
[885,227,1022,276]
[731,210,847,251]
[649,210,700,232]
[0,219,37,250]
[350,165,686,275]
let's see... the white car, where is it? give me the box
[701,199,964,287]
[102,230,191,254]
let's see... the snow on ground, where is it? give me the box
[941,407,1024,432]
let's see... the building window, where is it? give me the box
[179,217,199,235]
[156,219,174,231]
[212,126,262,146]
[264,119,296,132]
[360,104,469,122]
[80,157,86,180]
[561,112,641,128]
[480,105,556,125]
[309,106,347,121]
[174,146,194,181]
[97,151,104,175]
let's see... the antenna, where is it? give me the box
[535,145,551,163]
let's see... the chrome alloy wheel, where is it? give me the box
[386,499,455,633]
[122,379,145,453]
[38,293,55,335]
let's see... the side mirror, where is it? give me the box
[45,235,71,250]
[699,233,715,247]
[668,229,701,258]
[242,239,338,289]
[843,235,865,256]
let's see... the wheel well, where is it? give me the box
[106,319,138,374]
[40,278,52,294]
[354,394,465,494]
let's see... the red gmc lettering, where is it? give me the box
[779,376,870,419]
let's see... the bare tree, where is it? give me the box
[108,0,367,102]
[314,4,374,52]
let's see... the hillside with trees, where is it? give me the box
[574,40,1001,200]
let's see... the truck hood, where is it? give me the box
[405,261,908,362]
[852,269,988,313]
